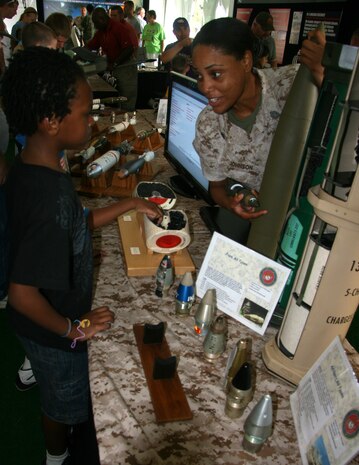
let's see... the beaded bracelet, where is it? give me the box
[71,319,91,349]
[60,317,72,338]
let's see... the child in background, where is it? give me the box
[45,12,71,49]
[171,53,190,75]
[23,21,57,48]
[10,6,38,50]
[164,54,190,98]
[2,47,162,465]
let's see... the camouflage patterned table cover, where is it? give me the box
[79,111,359,465]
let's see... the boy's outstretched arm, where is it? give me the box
[8,283,114,340]
[88,197,163,230]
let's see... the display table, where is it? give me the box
[88,74,118,100]
[88,70,168,107]
[79,112,359,465]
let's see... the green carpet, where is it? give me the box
[0,309,45,465]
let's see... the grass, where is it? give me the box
[0,308,45,465]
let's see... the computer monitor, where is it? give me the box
[164,72,251,245]
[164,72,213,205]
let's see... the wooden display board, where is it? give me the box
[133,323,193,423]
[118,211,195,276]
[75,125,164,198]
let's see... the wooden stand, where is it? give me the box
[132,131,163,154]
[133,323,193,423]
[76,125,164,198]
[106,124,136,147]
[118,211,195,276]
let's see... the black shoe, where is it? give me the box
[15,367,37,391]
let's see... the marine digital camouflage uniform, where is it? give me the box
[193,64,299,191]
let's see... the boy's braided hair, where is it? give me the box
[2,46,86,136]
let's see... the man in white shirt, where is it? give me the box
[135,6,146,30]
[124,0,141,44]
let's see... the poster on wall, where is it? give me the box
[289,11,303,45]
[236,7,290,65]
[302,11,342,41]
[269,8,290,66]
[235,7,252,24]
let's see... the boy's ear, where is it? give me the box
[38,115,61,136]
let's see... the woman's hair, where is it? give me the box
[192,17,255,61]
[2,47,86,136]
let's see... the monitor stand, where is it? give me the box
[199,206,251,245]
[169,174,199,199]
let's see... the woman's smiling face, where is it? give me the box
[192,44,252,115]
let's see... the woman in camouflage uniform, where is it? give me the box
[192,18,324,220]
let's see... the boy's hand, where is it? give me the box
[135,198,163,223]
[69,306,115,340]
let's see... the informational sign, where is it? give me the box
[290,337,359,465]
[196,232,290,335]
[269,8,291,65]
[302,11,342,40]
[156,99,167,126]
[235,7,252,24]
[290,11,304,45]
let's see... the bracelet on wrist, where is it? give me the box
[60,317,72,338]
[70,319,91,349]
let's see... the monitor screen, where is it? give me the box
[164,72,213,205]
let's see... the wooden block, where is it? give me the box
[75,117,166,197]
[132,131,164,154]
[107,124,137,147]
[112,168,139,191]
[77,157,164,198]
[117,211,195,276]
[81,165,115,190]
[133,324,193,423]
[143,322,165,344]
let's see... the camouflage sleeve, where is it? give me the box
[273,64,299,109]
[193,107,227,182]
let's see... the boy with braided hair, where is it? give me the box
[2,47,161,465]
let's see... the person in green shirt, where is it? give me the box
[142,10,165,66]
